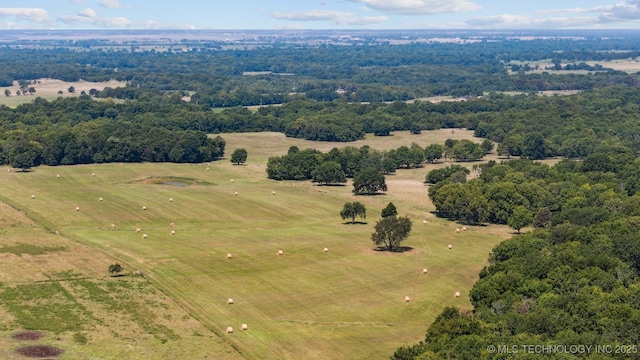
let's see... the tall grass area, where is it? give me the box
[0,131,510,359]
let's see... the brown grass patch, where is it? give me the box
[15,345,64,358]
[12,331,45,341]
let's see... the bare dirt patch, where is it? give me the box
[4,78,125,97]
[12,331,45,341]
[15,345,63,358]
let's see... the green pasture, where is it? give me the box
[0,131,510,359]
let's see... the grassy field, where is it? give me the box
[0,79,126,108]
[0,130,511,359]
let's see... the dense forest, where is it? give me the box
[3,30,640,359]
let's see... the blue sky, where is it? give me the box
[1,0,639,30]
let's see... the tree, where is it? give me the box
[481,139,494,154]
[371,216,412,251]
[230,148,248,165]
[4,89,10,97]
[312,161,346,185]
[508,205,533,233]
[532,207,552,228]
[340,202,366,224]
[424,144,444,163]
[108,263,123,276]
[11,152,34,172]
[381,202,397,217]
[353,167,387,195]
[68,86,75,93]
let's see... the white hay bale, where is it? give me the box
[462,226,467,231]
[7,169,11,173]
[75,206,80,211]
[234,191,238,196]
[142,233,148,239]
[455,228,460,233]
[170,230,176,235]
[142,206,147,210]
[227,298,234,304]
[230,179,234,182]
[135,228,141,233]
[92,173,95,176]
[205,167,210,171]
[241,323,248,331]
[423,220,427,224]
[454,291,460,298]
[170,222,175,228]
[272,191,276,195]
[31,195,35,199]
[110,224,116,230]
[422,268,428,274]
[323,247,328,253]
[404,296,410,302]
[278,250,283,255]
[168,198,173,202]
[226,326,233,333]
[448,244,452,250]
[56,174,60,178]
[226,253,232,259]
[98,197,103,202]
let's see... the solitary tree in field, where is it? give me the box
[371,216,412,251]
[230,148,248,165]
[353,167,386,195]
[381,202,397,218]
[68,86,75,93]
[4,89,10,97]
[508,206,533,233]
[340,201,367,224]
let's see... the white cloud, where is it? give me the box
[78,8,97,18]
[348,0,480,15]
[70,0,85,3]
[0,8,50,23]
[466,14,599,28]
[271,9,387,25]
[99,0,124,9]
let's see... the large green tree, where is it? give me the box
[311,161,346,185]
[507,205,533,233]
[230,148,248,165]
[371,216,412,251]
[340,202,366,224]
[353,167,387,195]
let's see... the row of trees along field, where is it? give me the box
[393,156,640,359]
[1,36,640,105]
[4,84,640,168]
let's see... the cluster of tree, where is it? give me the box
[394,154,640,359]
[266,142,457,185]
[0,98,226,169]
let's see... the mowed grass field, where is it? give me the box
[0,130,511,359]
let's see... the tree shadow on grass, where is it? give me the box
[341,221,368,225]
[374,246,414,253]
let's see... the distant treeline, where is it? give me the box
[0,37,639,106]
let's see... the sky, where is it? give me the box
[1,0,640,30]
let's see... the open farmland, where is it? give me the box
[0,130,510,359]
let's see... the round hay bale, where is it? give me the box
[170,230,176,235]
[56,174,60,178]
[92,173,96,176]
[230,179,234,182]
[422,268,428,274]
[323,247,328,252]
[226,253,232,259]
[206,167,210,171]
[170,222,175,228]
[142,206,147,210]
[234,191,238,196]
[75,206,80,211]
[454,291,460,298]
[31,195,35,199]
[423,220,427,224]
[462,226,467,231]
[241,323,248,331]
[226,326,233,334]
[110,224,116,230]
[272,191,276,195]
[7,169,11,173]
[455,228,460,233]
[403,296,410,302]
[142,233,148,239]
[447,244,452,250]
[135,228,141,233]
[98,197,103,202]
[169,198,173,202]
[277,250,283,255]
[227,298,234,304]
